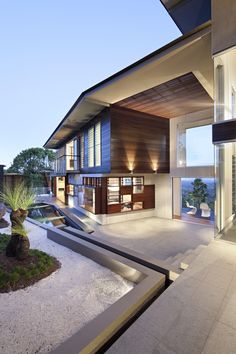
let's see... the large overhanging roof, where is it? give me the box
[116,72,213,118]
[44,23,213,149]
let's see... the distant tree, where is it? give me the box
[7,148,55,187]
[188,178,208,209]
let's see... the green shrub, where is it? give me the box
[0,232,59,292]
[9,272,20,284]
[0,234,10,252]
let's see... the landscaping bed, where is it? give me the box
[0,216,133,354]
[0,233,60,292]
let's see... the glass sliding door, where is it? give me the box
[214,48,236,237]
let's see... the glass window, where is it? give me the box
[95,122,101,166]
[66,140,74,170]
[78,186,85,207]
[121,195,132,203]
[121,177,132,186]
[106,176,147,211]
[78,186,95,213]
[87,122,101,168]
[107,180,119,205]
[80,135,84,168]
[84,188,95,213]
[108,178,119,186]
[133,202,143,210]
[67,184,74,196]
[186,125,214,166]
[133,185,144,194]
[121,203,132,212]
[108,186,120,195]
[88,127,94,167]
[108,195,120,205]
[133,177,143,185]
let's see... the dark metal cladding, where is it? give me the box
[213,119,236,144]
[160,0,211,34]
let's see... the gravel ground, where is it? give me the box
[0,215,133,354]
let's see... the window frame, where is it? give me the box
[177,118,213,168]
[87,121,102,168]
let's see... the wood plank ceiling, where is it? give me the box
[115,72,213,119]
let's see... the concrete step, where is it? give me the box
[165,252,184,264]
[165,244,208,270]
[165,248,194,264]
[179,245,207,270]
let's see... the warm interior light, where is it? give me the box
[151,160,158,172]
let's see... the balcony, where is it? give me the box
[53,155,80,175]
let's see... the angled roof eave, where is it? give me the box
[44,21,211,149]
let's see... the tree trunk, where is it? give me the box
[6,209,29,259]
[16,236,30,260]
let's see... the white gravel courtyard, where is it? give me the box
[0,217,133,354]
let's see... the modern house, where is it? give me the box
[44,0,236,239]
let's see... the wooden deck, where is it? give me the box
[174,213,214,226]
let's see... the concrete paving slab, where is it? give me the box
[107,241,236,354]
[94,217,213,262]
[202,321,236,354]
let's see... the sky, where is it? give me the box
[0,0,180,167]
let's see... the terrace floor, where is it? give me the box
[107,239,236,354]
[93,217,214,265]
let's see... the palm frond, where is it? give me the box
[0,182,36,211]
[20,188,36,210]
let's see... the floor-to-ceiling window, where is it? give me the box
[214,48,236,236]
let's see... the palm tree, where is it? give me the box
[0,182,36,260]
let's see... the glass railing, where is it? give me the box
[54,155,80,174]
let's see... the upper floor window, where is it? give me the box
[66,140,75,170]
[95,122,101,166]
[88,122,101,167]
[80,135,84,168]
[88,127,94,167]
[177,122,214,167]
[186,125,214,167]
